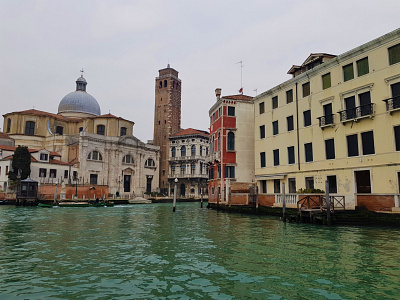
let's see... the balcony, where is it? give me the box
[383,96,400,113]
[169,155,207,162]
[338,103,374,123]
[168,173,208,179]
[317,114,334,128]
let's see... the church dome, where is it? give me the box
[58,75,101,116]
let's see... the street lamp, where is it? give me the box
[173,178,178,212]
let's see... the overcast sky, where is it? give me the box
[1,0,399,142]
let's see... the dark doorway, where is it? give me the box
[124,175,131,193]
[146,177,152,193]
[180,184,185,197]
[355,170,371,193]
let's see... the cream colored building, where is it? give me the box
[253,29,400,211]
[2,75,159,196]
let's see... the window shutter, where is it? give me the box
[389,43,400,65]
[343,64,354,81]
[357,57,369,76]
[322,73,331,89]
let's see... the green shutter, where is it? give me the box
[343,63,354,82]
[357,57,369,76]
[389,43,400,65]
[322,73,331,90]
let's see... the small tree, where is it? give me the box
[8,146,31,181]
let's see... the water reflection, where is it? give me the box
[0,204,399,299]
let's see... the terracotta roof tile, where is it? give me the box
[49,159,73,165]
[92,113,133,123]
[0,145,61,157]
[222,94,253,101]
[0,132,12,139]
[170,128,209,138]
[3,109,80,122]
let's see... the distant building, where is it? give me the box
[253,29,400,211]
[168,128,209,198]
[208,89,255,204]
[0,132,15,146]
[2,74,159,196]
[153,64,182,194]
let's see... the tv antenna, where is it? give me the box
[236,61,244,91]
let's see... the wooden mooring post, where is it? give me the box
[282,182,286,222]
[325,180,331,225]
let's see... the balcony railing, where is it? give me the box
[383,96,400,113]
[169,173,208,179]
[169,155,207,161]
[338,103,374,123]
[317,114,334,127]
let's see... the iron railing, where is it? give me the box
[338,103,374,122]
[383,96,400,112]
[317,114,334,127]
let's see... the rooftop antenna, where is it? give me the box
[80,68,84,77]
[236,61,244,93]
[253,89,257,96]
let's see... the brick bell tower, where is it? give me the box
[154,64,181,193]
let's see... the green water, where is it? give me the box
[0,203,399,299]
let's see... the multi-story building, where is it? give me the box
[2,74,160,196]
[153,64,182,194]
[167,128,209,198]
[208,89,255,204]
[253,29,400,211]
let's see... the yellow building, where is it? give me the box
[254,29,400,211]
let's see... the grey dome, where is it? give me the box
[58,91,101,116]
[58,75,101,116]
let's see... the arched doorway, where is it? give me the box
[180,183,185,197]
[122,168,134,193]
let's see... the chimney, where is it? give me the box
[215,88,221,101]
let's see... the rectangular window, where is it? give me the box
[303,110,311,127]
[304,143,313,162]
[260,152,266,168]
[356,57,369,76]
[217,165,221,178]
[274,179,280,193]
[40,153,48,161]
[288,146,295,164]
[288,178,296,193]
[287,116,294,131]
[286,89,293,103]
[395,125,400,151]
[259,102,265,114]
[388,43,400,65]
[302,82,310,97]
[359,91,372,116]
[181,165,186,175]
[6,166,8,175]
[355,170,371,193]
[361,131,375,155]
[305,177,314,190]
[272,96,278,109]
[191,164,196,175]
[56,126,63,135]
[39,168,47,178]
[228,106,235,116]
[347,134,359,157]
[120,127,127,136]
[272,121,279,135]
[260,125,265,139]
[64,170,68,179]
[327,175,337,193]
[261,180,267,193]
[25,121,35,135]
[273,149,279,166]
[325,138,335,160]
[322,73,331,90]
[90,174,98,185]
[218,107,221,118]
[343,63,354,82]
[50,169,57,178]
[97,125,105,135]
[225,166,235,178]
[323,103,333,125]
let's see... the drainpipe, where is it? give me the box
[295,82,300,171]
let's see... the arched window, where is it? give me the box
[211,137,214,153]
[191,145,196,157]
[97,125,105,135]
[171,147,176,157]
[122,155,134,164]
[218,133,221,151]
[25,121,35,135]
[6,118,11,133]
[200,146,203,156]
[206,147,209,156]
[200,162,203,174]
[164,80,167,87]
[227,132,235,150]
[159,81,162,88]
[181,146,186,157]
[87,150,103,161]
[145,158,155,167]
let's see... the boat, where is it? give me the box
[38,203,57,208]
[92,201,114,207]
[58,202,91,207]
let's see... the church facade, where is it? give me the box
[2,74,159,197]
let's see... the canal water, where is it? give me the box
[0,203,399,299]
